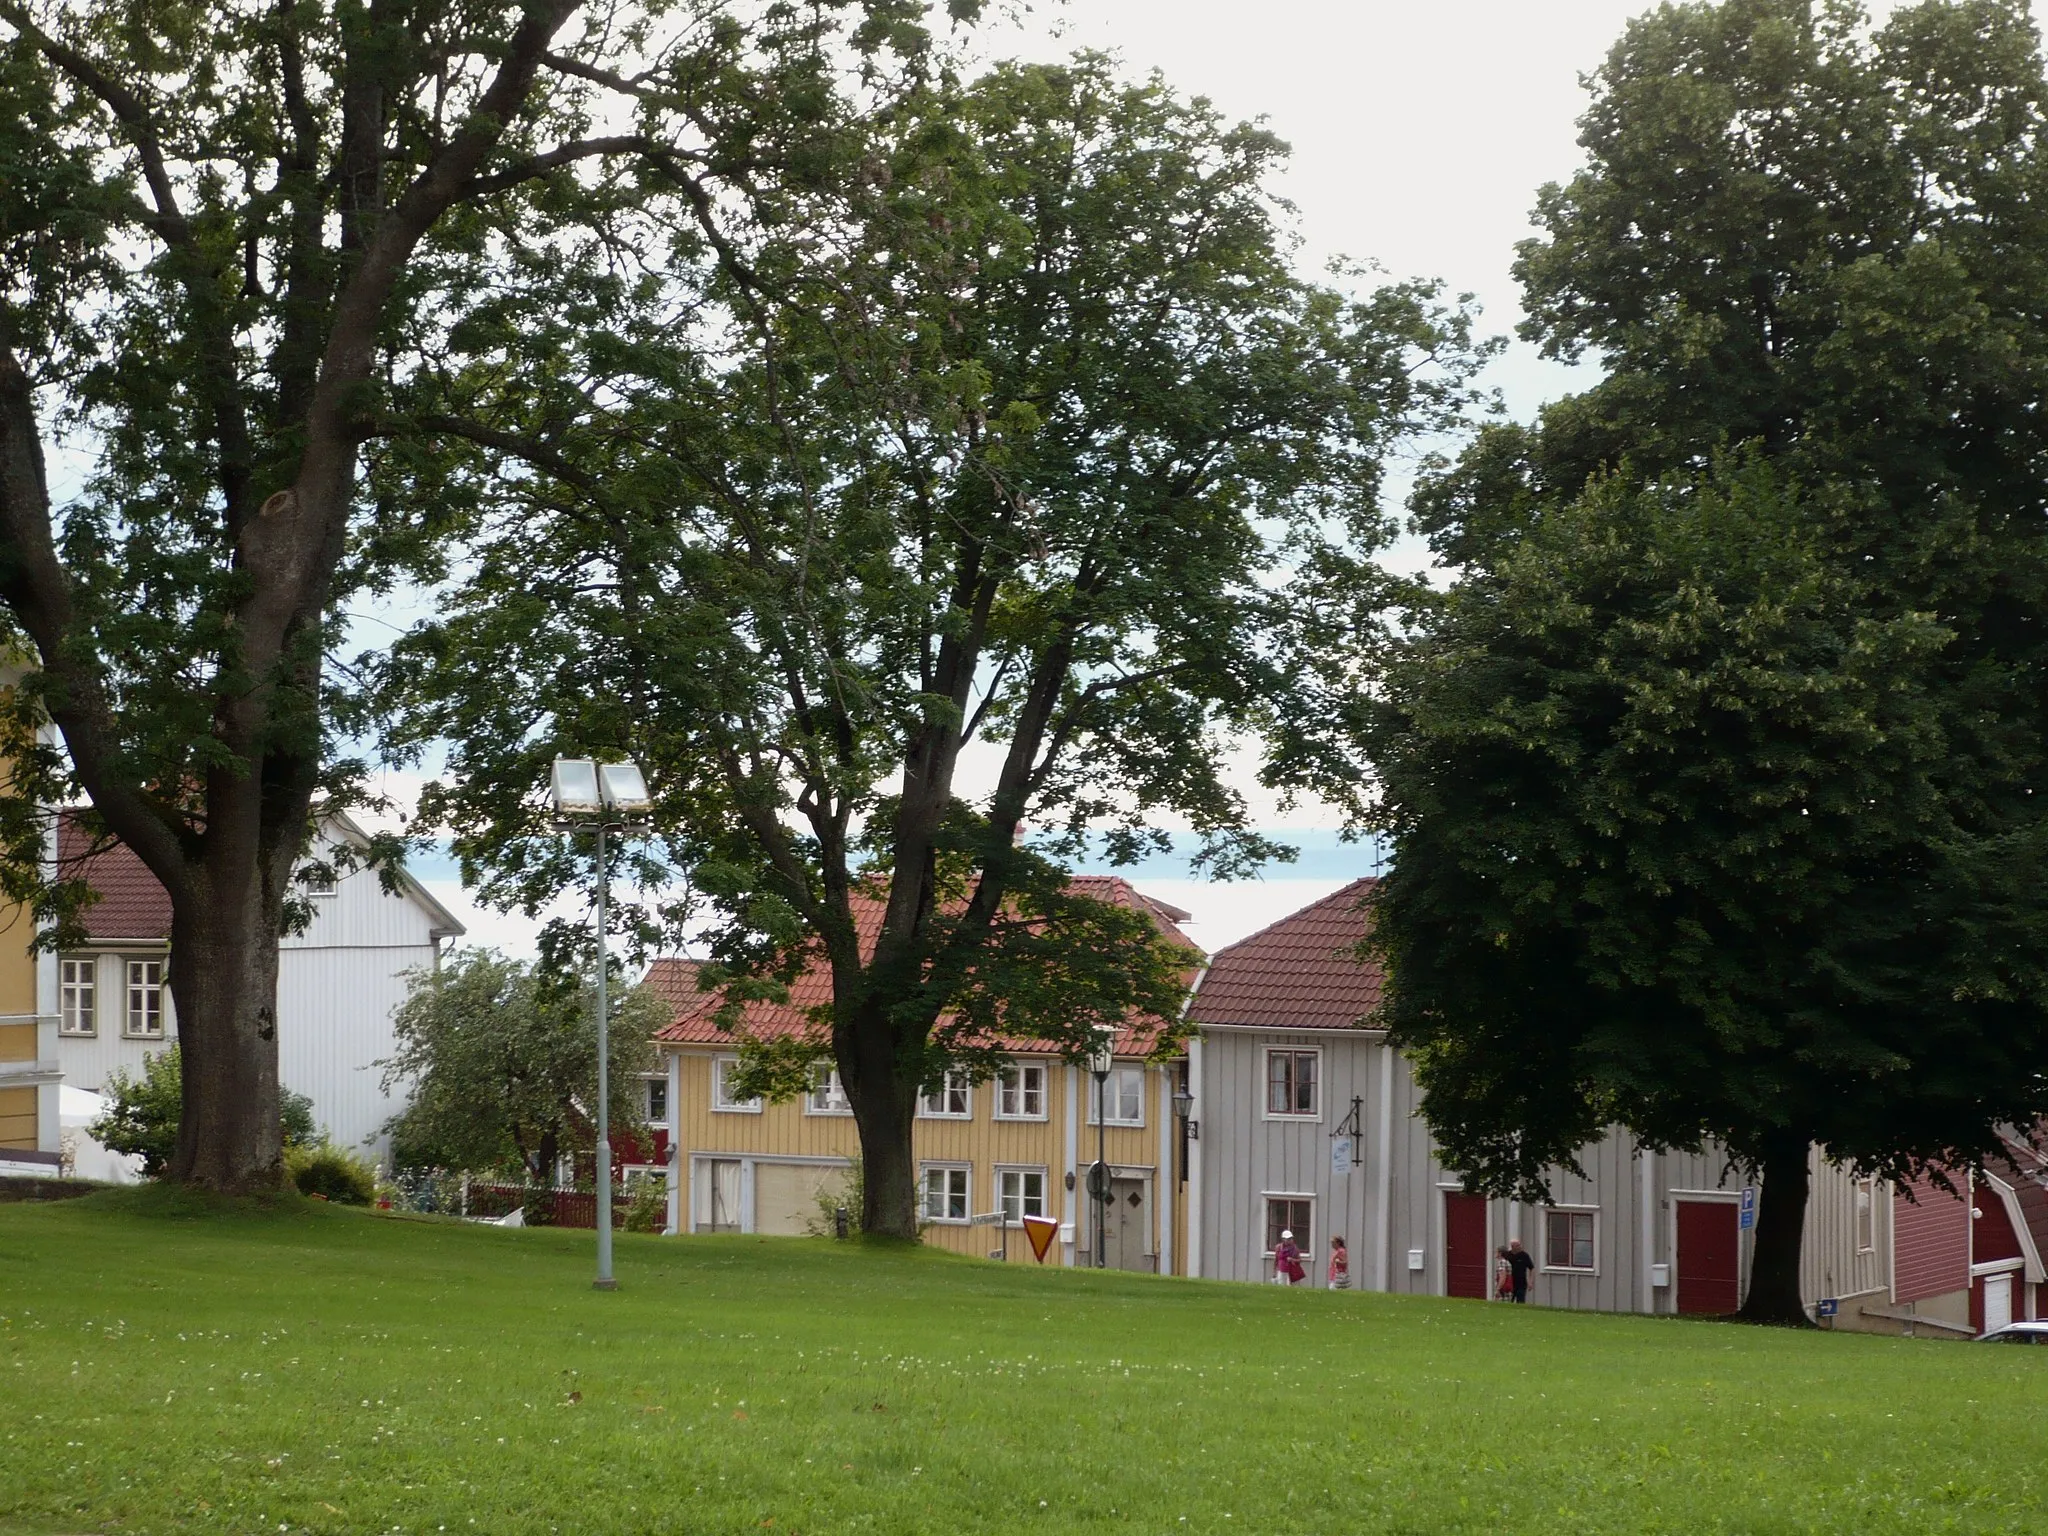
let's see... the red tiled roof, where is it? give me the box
[1184,877,1381,1031]
[649,875,1201,1058]
[56,816,172,943]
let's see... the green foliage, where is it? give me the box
[89,1045,317,1179]
[380,50,1482,1229]
[622,1176,668,1235]
[286,1141,377,1206]
[380,949,661,1183]
[1367,1,2048,1275]
[7,1196,2048,1533]
[804,1158,863,1239]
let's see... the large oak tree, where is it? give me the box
[1356,0,2048,1323]
[0,0,947,1192]
[383,55,1481,1236]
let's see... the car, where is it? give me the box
[1976,1320,2048,1344]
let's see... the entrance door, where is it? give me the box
[1676,1199,1740,1314]
[702,1159,742,1233]
[1105,1177,1151,1272]
[1984,1273,2014,1334]
[1445,1192,1488,1298]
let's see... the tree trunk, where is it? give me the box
[1737,1127,1816,1326]
[840,1012,920,1238]
[164,864,288,1194]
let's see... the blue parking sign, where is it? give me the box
[1739,1186,1757,1231]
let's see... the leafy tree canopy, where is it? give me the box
[1363,0,2048,1324]
[379,52,1484,1234]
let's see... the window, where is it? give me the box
[995,1062,1048,1120]
[1854,1178,1875,1253]
[1544,1209,1596,1272]
[1085,1065,1144,1126]
[1265,1049,1319,1117]
[645,1077,668,1123]
[125,959,165,1039]
[60,958,96,1037]
[303,864,338,897]
[1264,1196,1312,1257]
[711,1056,761,1112]
[919,1069,970,1119]
[997,1167,1047,1223]
[806,1065,851,1116]
[920,1164,970,1223]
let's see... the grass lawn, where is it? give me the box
[2,1191,2043,1535]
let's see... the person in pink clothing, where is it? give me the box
[1274,1229,1306,1285]
[1328,1235,1350,1289]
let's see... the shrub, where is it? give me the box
[804,1158,862,1238]
[623,1176,668,1233]
[90,1045,320,1178]
[287,1141,377,1204]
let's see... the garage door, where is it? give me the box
[1676,1199,1741,1315]
[753,1162,845,1236]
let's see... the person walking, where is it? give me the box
[1328,1235,1350,1290]
[1494,1245,1514,1301]
[1506,1238,1536,1304]
[1274,1229,1306,1286]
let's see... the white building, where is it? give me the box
[53,809,463,1156]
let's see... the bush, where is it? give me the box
[805,1158,862,1238]
[623,1176,667,1233]
[287,1141,377,1204]
[90,1045,320,1178]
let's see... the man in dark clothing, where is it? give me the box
[1506,1239,1536,1304]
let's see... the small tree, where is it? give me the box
[90,1045,314,1179]
[380,949,662,1183]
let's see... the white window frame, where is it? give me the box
[1260,1191,1316,1261]
[805,1064,852,1117]
[918,1069,971,1120]
[1540,1206,1599,1274]
[995,1165,1049,1224]
[644,1075,668,1124]
[994,1061,1049,1121]
[124,957,166,1040]
[302,865,339,897]
[919,1162,971,1224]
[710,1055,762,1113]
[59,957,96,1038]
[1263,1046,1321,1121]
[1854,1177,1875,1254]
[1084,1064,1145,1127]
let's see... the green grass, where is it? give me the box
[2,1190,2043,1535]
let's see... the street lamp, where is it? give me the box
[551,756,652,1291]
[1172,1083,1195,1187]
[1087,1026,1115,1269]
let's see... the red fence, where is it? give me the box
[465,1181,629,1230]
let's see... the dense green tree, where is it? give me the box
[90,1045,316,1178]
[1365,0,2048,1323]
[382,54,1481,1236]
[381,949,661,1181]
[0,0,955,1192]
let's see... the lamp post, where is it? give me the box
[551,757,652,1292]
[1172,1083,1195,1187]
[1087,1027,1114,1269]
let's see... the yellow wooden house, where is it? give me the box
[647,877,1197,1274]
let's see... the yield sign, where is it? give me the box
[1021,1214,1060,1263]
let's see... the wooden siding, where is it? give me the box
[664,1045,1186,1271]
[1799,1156,1891,1312]
[1893,1171,1970,1304]
[0,1084,34,1150]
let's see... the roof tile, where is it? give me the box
[1184,877,1381,1031]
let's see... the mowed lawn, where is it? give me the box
[2,1191,2044,1535]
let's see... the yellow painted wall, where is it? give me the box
[0,1085,34,1150]
[670,1046,1186,1272]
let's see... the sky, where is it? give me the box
[391,0,2010,960]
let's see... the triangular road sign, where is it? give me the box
[1022,1214,1060,1263]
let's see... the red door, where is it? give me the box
[1445,1193,1489,1298]
[1676,1199,1740,1315]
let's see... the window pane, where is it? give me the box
[1571,1214,1594,1270]
[1267,1052,1291,1114]
[1294,1052,1317,1115]
[1024,1066,1044,1115]
[1546,1212,1569,1268]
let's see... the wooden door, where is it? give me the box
[1106,1177,1151,1272]
[1444,1192,1488,1298]
[1676,1199,1741,1314]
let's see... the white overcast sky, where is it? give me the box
[417,0,2012,957]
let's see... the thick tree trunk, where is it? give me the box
[164,863,289,1194]
[839,1013,920,1238]
[1737,1127,1816,1326]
